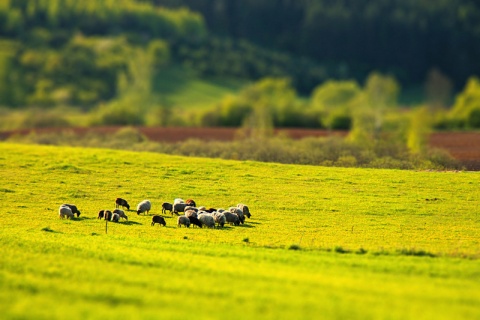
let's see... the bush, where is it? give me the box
[20,109,70,128]
[5,128,463,171]
[467,108,480,128]
[91,102,145,126]
[329,115,352,130]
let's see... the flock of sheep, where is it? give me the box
[58,197,252,229]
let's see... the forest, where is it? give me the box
[0,0,479,134]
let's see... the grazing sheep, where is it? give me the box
[229,207,245,224]
[185,209,198,219]
[184,206,198,212]
[237,204,251,218]
[198,206,207,211]
[61,204,81,217]
[111,212,120,222]
[59,205,74,219]
[173,202,188,215]
[162,202,173,215]
[213,211,226,228]
[198,213,215,229]
[97,210,105,219]
[185,199,196,207]
[137,200,151,215]
[104,210,113,221]
[188,216,202,228]
[151,215,166,226]
[113,209,128,221]
[173,198,185,205]
[177,215,191,228]
[224,211,240,226]
[115,198,130,210]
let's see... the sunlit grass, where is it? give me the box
[0,143,479,319]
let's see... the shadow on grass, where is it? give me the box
[41,227,62,234]
[238,224,255,228]
[120,221,143,226]
[75,217,95,221]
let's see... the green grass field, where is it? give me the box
[0,143,479,319]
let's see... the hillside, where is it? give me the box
[0,143,479,319]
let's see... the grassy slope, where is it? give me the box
[153,65,247,110]
[0,143,479,319]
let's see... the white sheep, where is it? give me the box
[213,211,226,228]
[61,204,81,217]
[137,200,151,215]
[111,212,120,222]
[229,207,245,224]
[113,209,128,221]
[185,209,198,219]
[177,215,191,228]
[173,198,185,205]
[237,204,251,218]
[59,205,74,219]
[198,213,215,228]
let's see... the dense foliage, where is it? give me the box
[0,0,479,132]
[0,0,205,107]
[155,0,480,90]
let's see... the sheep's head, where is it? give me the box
[137,210,141,215]
[161,220,166,227]
[76,211,81,217]
[125,204,130,210]
[190,217,202,228]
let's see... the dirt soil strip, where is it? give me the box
[1,127,479,170]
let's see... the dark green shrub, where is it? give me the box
[330,115,352,130]
[467,108,480,128]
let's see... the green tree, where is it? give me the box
[364,72,400,135]
[449,77,480,128]
[310,80,361,129]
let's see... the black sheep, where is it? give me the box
[162,202,173,215]
[173,203,187,215]
[151,215,166,226]
[115,198,130,210]
[188,216,202,228]
[104,210,113,221]
[97,210,105,219]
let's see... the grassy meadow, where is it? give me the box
[0,142,479,319]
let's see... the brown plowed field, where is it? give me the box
[1,127,479,170]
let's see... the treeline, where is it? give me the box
[0,0,334,107]
[0,0,206,41]
[172,37,337,94]
[154,0,480,90]
[0,0,205,107]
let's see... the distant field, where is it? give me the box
[153,65,247,110]
[0,143,479,319]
